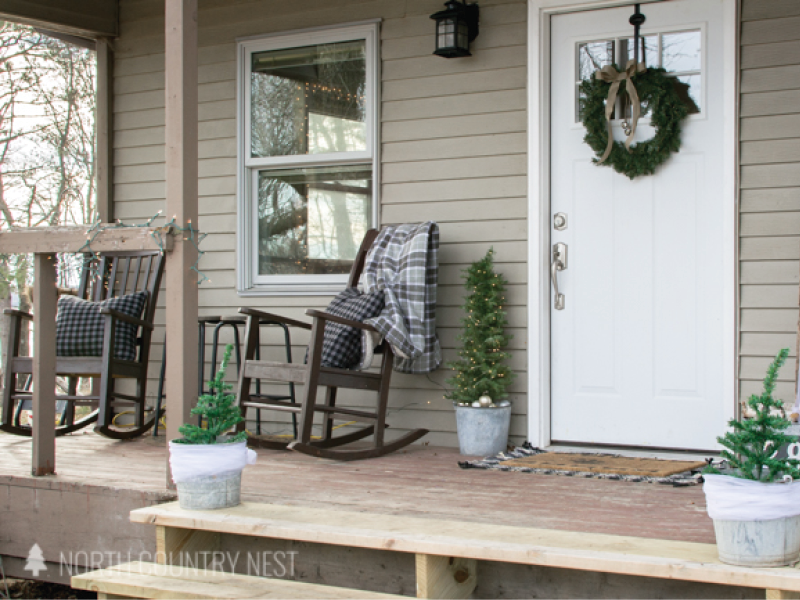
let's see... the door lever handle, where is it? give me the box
[551,242,567,310]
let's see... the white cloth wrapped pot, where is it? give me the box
[169,441,257,510]
[703,474,800,567]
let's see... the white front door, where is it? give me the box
[549,0,731,450]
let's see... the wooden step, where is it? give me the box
[131,501,800,595]
[71,561,405,599]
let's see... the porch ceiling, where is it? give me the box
[0,0,118,39]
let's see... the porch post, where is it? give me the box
[31,253,57,476]
[164,0,199,485]
[95,38,113,223]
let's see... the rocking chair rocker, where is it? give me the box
[0,250,165,439]
[236,229,429,460]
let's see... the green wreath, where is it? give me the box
[580,66,690,180]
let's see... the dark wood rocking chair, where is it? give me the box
[0,250,165,439]
[236,229,429,460]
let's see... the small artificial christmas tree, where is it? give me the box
[445,248,515,405]
[705,348,800,482]
[174,344,247,444]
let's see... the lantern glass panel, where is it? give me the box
[437,17,457,50]
[457,19,469,50]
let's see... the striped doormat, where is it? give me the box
[458,443,708,485]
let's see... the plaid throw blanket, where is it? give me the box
[363,222,442,374]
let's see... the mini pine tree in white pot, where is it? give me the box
[703,348,800,566]
[169,344,256,510]
[445,248,516,456]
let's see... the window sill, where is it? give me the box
[237,282,348,297]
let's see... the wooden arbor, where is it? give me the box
[236,229,429,460]
[1,250,166,440]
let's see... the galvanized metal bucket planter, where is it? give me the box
[455,404,511,456]
[176,470,242,510]
[713,516,800,567]
[704,473,800,567]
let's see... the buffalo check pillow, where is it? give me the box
[309,287,385,370]
[56,292,148,361]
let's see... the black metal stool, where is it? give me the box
[153,316,297,437]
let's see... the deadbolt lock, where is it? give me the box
[554,212,568,231]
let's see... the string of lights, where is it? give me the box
[78,211,210,284]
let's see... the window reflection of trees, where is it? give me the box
[257,176,306,274]
[251,76,304,157]
[306,45,366,154]
[257,169,370,275]
[578,41,614,82]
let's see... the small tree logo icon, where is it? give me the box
[25,543,47,576]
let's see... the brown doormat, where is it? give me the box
[458,443,709,485]
[502,453,707,478]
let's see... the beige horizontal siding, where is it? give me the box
[742,139,800,165]
[741,15,800,46]
[741,213,800,236]
[383,111,527,142]
[741,188,800,212]
[741,89,800,117]
[741,285,798,308]
[114,0,528,447]
[740,65,800,93]
[742,40,800,70]
[739,0,800,406]
[741,114,800,141]
[384,67,526,101]
[742,0,800,22]
[741,164,800,189]
[741,237,800,261]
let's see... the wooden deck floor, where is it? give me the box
[0,431,715,544]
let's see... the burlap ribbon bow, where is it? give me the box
[594,60,646,164]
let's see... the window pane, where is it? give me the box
[621,35,658,66]
[673,74,701,114]
[257,166,372,275]
[577,41,614,122]
[661,31,701,73]
[577,41,614,82]
[251,40,367,158]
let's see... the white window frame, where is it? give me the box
[236,21,381,295]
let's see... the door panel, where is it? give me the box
[550,1,727,450]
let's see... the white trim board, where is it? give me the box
[526,0,738,450]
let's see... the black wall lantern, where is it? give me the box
[430,0,479,58]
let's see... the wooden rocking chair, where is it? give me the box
[236,229,429,460]
[0,250,165,439]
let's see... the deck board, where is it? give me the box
[0,431,716,544]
